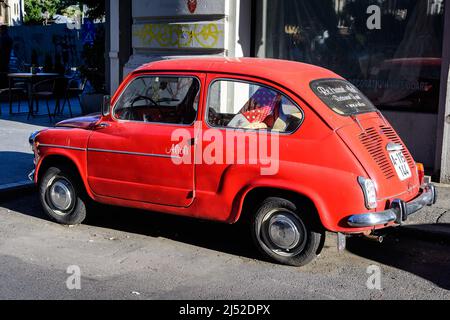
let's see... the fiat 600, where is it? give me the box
[29,58,436,266]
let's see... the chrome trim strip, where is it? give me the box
[39,144,86,151]
[88,148,180,159]
[38,144,180,159]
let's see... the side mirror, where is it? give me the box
[102,95,111,117]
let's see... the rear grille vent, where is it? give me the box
[359,125,415,180]
[380,125,415,168]
[359,127,396,179]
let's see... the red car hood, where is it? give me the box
[56,114,102,130]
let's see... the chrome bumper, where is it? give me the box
[347,184,437,228]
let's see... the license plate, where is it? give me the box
[389,151,412,181]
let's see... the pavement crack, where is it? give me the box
[436,210,448,224]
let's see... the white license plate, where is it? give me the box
[389,151,412,181]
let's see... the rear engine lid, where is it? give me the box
[337,113,420,201]
[309,78,420,201]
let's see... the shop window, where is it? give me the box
[255,0,445,113]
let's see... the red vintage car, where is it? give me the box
[29,58,436,266]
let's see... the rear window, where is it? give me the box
[310,79,377,116]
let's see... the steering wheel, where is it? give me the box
[126,95,163,122]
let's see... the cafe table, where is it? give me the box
[8,73,60,116]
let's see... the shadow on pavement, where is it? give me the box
[0,151,34,185]
[2,192,450,289]
[0,113,53,127]
[346,233,450,290]
[0,98,82,127]
[87,202,259,260]
[0,193,258,260]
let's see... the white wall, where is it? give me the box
[439,66,450,183]
[108,0,253,94]
[124,0,227,78]
[123,0,251,75]
[7,0,23,26]
[109,0,121,93]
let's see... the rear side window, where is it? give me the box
[310,79,377,116]
[207,79,303,133]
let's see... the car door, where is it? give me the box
[87,73,204,207]
[194,74,306,215]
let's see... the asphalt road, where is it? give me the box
[0,191,449,300]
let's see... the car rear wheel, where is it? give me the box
[39,166,87,225]
[251,197,324,266]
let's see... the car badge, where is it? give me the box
[386,142,404,152]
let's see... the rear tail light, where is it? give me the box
[416,163,425,185]
[358,177,378,209]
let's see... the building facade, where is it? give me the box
[107,0,450,184]
[0,0,8,25]
[0,0,24,26]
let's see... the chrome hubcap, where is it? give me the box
[268,215,301,250]
[49,179,73,212]
[259,209,307,257]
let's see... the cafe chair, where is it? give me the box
[30,77,68,122]
[0,87,27,115]
[60,77,87,118]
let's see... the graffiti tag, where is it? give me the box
[134,23,224,49]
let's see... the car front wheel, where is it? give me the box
[251,197,324,266]
[39,166,87,225]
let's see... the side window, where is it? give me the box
[207,79,303,132]
[114,76,200,125]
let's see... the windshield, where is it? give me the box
[310,79,377,116]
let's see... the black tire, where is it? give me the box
[251,197,324,267]
[39,166,87,225]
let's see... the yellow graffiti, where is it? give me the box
[134,23,224,49]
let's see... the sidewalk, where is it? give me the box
[400,184,450,240]
[0,99,81,191]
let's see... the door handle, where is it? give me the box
[95,123,110,129]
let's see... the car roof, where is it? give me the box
[135,57,341,91]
